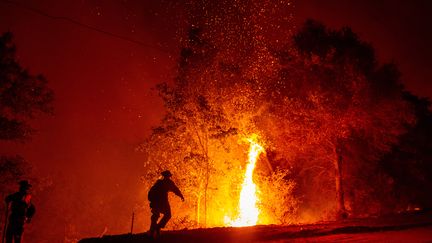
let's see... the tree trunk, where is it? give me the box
[196,185,202,226]
[190,123,209,227]
[204,157,209,227]
[333,143,347,219]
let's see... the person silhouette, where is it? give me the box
[148,170,184,237]
[4,180,35,243]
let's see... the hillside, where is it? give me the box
[79,211,432,242]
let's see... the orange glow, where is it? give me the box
[226,135,264,226]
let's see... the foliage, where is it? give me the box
[0,32,54,237]
[0,155,29,184]
[262,19,414,218]
[257,169,298,225]
[139,1,298,226]
[0,32,54,141]
[377,93,432,212]
[140,0,416,226]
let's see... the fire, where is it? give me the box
[226,135,264,226]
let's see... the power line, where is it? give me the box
[0,0,173,54]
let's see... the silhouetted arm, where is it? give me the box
[26,203,36,223]
[169,181,184,201]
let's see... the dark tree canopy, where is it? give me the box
[0,32,54,227]
[0,32,54,141]
[380,92,432,210]
[281,19,415,218]
[0,155,31,192]
[294,19,376,75]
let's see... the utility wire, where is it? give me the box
[0,0,173,54]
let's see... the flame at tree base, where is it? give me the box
[225,135,264,227]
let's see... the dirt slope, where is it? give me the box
[79,211,432,243]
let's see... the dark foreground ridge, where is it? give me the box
[79,211,432,243]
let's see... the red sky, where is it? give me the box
[295,0,432,99]
[0,0,431,239]
[0,0,183,185]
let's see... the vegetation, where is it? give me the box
[0,31,54,231]
[139,0,421,227]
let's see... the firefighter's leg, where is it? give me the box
[5,223,13,243]
[14,233,22,243]
[5,232,12,243]
[150,208,160,233]
[11,223,23,243]
[157,206,171,229]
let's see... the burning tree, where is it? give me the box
[139,0,298,228]
[258,20,414,219]
[139,25,298,226]
[140,1,414,227]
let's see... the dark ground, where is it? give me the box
[79,211,432,243]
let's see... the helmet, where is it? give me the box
[19,180,32,189]
[161,170,172,177]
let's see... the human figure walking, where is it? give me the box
[4,180,35,243]
[148,170,184,237]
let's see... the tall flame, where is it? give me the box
[226,135,264,226]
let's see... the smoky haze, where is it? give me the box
[0,0,181,239]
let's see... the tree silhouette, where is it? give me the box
[0,32,54,141]
[285,20,414,218]
[379,92,432,211]
[0,32,54,221]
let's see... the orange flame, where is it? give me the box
[226,135,264,226]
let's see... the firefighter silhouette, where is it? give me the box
[148,170,184,237]
[4,180,35,243]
